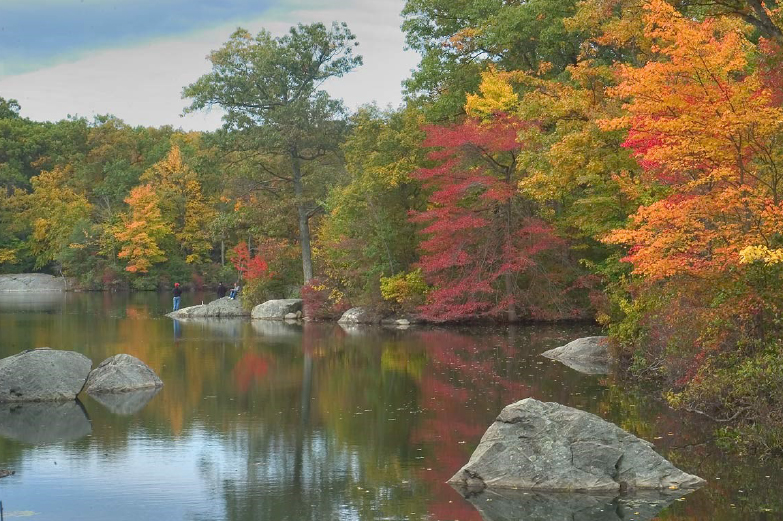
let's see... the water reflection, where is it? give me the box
[459,488,691,521]
[0,401,91,444]
[87,387,162,415]
[173,317,245,338]
[0,294,781,520]
[251,319,303,338]
[0,292,66,313]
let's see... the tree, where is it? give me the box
[15,166,93,271]
[316,105,428,304]
[682,0,782,43]
[183,22,362,284]
[141,145,216,265]
[602,0,783,280]
[412,116,574,322]
[401,0,586,118]
[114,184,171,273]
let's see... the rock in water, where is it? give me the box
[0,348,92,402]
[448,398,705,492]
[251,299,303,320]
[541,336,611,375]
[337,307,380,325]
[85,354,163,394]
[167,297,249,318]
[0,273,70,292]
[0,469,15,478]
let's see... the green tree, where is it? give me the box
[317,105,428,304]
[401,0,585,118]
[183,22,362,283]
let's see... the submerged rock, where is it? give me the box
[541,336,611,375]
[0,401,91,444]
[251,299,303,320]
[448,398,705,492]
[88,387,161,415]
[0,273,71,292]
[0,469,15,478]
[0,348,92,402]
[85,354,163,394]
[167,297,249,318]
[457,487,693,521]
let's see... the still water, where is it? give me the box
[0,292,780,521]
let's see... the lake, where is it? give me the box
[0,292,780,520]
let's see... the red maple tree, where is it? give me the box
[412,115,572,322]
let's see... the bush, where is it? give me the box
[302,278,351,320]
[379,269,429,313]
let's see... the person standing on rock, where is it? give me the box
[172,282,182,311]
[217,282,227,299]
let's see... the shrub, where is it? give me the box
[379,269,429,313]
[302,277,351,320]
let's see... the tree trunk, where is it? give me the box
[291,154,314,283]
[505,167,517,323]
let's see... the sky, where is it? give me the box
[0,0,420,131]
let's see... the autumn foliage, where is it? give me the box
[412,116,580,322]
[115,184,170,273]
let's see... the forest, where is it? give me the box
[0,0,781,453]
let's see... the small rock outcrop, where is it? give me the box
[448,398,705,492]
[85,354,163,394]
[337,307,380,325]
[0,401,92,444]
[541,336,611,375]
[0,469,15,478]
[0,273,71,292]
[251,299,303,320]
[167,297,249,319]
[0,348,92,402]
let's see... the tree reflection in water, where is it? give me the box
[0,295,781,521]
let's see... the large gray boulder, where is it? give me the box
[167,297,249,318]
[541,336,611,375]
[458,488,691,521]
[0,273,70,292]
[337,307,380,325]
[251,299,303,320]
[0,401,92,444]
[85,354,163,394]
[448,398,705,492]
[0,348,92,402]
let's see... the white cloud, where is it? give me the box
[0,0,419,131]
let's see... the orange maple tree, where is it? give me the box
[602,0,783,280]
[115,184,172,273]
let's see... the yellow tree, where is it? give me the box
[115,184,171,273]
[17,166,93,270]
[141,144,215,264]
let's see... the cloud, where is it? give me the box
[0,0,278,76]
[0,0,420,130]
